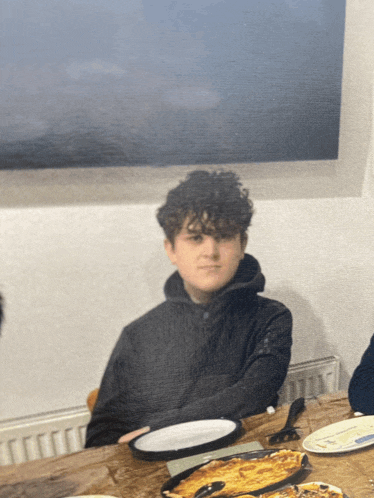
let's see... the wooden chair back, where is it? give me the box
[87,388,99,413]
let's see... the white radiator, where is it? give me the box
[278,355,340,405]
[0,406,90,466]
[0,356,340,466]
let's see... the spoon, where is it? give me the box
[194,481,226,498]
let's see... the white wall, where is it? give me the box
[0,204,169,418]
[1,193,374,420]
[1,0,374,421]
[250,196,374,388]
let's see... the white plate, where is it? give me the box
[300,482,348,497]
[265,482,346,497]
[301,482,343,493]
[129,418,242,461]
[134,419,238,452]
[303,415,374,453]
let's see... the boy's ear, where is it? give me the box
[164,238,177,265]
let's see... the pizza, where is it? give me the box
[163,449,305,498]
[260,482,344,498]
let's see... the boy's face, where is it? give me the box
[164,217,247,303]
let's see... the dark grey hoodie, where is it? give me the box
[85,254,292,448]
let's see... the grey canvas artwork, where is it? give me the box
[0,0,346,169]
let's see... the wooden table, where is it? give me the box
[1,391,373,498]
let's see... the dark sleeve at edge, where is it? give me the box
[348,334,374,414]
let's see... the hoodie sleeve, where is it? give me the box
[84,326,142,449]
[85,298,292,447]
[144,303,292,429]
[348,334,374,414]
[85,358,130,448]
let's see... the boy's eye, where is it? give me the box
[189,234,203,242]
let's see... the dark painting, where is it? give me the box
[0,0,346,169]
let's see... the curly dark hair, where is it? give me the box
[157,170,254,244]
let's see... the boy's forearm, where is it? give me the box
[85,418,126,448]
[146,353,290,429]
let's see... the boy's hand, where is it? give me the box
[117,426,150,443]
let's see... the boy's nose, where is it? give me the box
[202,236,220,257]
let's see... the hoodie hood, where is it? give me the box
[164,253,265,303]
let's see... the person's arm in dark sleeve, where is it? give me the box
[348,334,374,414]
[145,306,292,429]
[85,359,128,448]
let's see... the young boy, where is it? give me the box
[85,170,292,448]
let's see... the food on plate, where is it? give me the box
[163,449,305,498]
[260,482,344,497]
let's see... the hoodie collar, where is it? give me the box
[164,254,265,304]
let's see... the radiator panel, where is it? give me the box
[0,408,90,465]
[278,355,340,405]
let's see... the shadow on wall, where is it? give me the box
[264,286,350,390]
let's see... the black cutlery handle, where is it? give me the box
[194,481,226,498]
[285,397,305,427]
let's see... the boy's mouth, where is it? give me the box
[198,265,221,270]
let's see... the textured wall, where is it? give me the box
[0,0,373,422]
[1,195,374,420]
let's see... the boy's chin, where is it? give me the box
[187,283,228,300]
[200,284,226,294]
